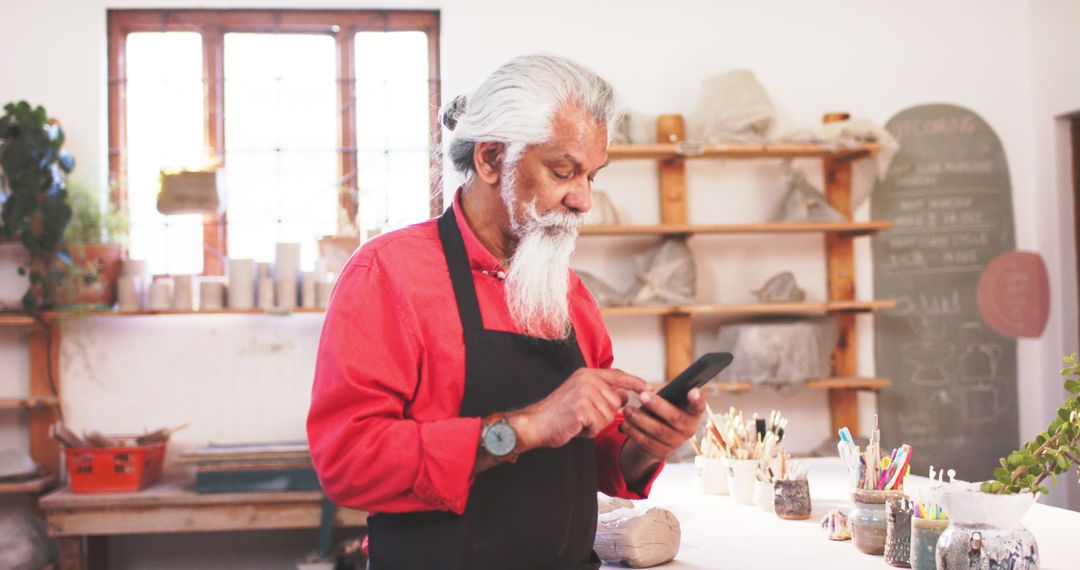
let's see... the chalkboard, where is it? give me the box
[872,104,1018,481]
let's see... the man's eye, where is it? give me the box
[553,169,573,180]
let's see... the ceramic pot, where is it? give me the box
[694,455,728,495]
[884,499,912,567]
[936,489,1039,570]
[773,479,811,520]
[850,488,906,555]
[58,243,122,308]
[910,517,948,570]
[723,458,757,505]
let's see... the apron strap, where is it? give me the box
[438,206,484,333]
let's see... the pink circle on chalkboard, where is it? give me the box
[976,251,1049,338]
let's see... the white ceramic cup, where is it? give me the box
[227,259,255,309]
[276,277,297,310]
[116,275,140,312]
[695,455,729,495]
[199,278,227,311]
[724,458,758,505]
[753,479,775,512]
[148,279,174,311]
[173,275,195,311]
[257,276,275,309]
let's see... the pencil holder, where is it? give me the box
[723,458,757,505]
[910,517,948,570]
[849,489,905,555]
[884,499,912,567]
[752,480,774,512]
[774,479,811,520]
[694,455,728,495]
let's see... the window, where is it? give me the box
[108,10,441,275]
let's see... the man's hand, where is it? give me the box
[619,388,706,483]
[508,368,649,452]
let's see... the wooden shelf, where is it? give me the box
[41,307,326,319]
[0,474,56,494]
[0,313,37,327]
[600,300,895,317]
[0,396,59,410]
[607,142,879,162]
[705,377,892,394]
[581,221,891,238]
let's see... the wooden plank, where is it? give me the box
[337,29,360,232]
[42,308,327,319]
[656,115,688,225]
[823,124,862,435]
[0,475,56,494]
[0,396,60,410]
[701,377,891,394]
[579,220,892,237]
[606,142,880,161]
[44,502,367,536]
[599,300,894,318]
[28,323,61,478]
[805,377,891,390]
[0,313,36,327]
[201,25,227,276]
[663,313,693,381]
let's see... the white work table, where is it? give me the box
[622,458,1077,570]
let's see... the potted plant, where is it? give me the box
[56,182,127,309]
[934,353,1080,570]
[0,100,74,314]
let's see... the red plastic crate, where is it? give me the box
[65,441,166,493]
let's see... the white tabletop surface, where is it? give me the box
[614,458,1078,570]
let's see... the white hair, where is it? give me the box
[440,54,619,181]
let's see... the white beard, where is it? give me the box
[500,168,585,340]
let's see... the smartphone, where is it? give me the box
[650,352,734,411]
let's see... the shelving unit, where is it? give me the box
[587,114,892,435]
[0,314,61,495]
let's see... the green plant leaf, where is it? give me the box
[1066,379,1080,393]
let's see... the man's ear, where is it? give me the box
[473,142,504,185]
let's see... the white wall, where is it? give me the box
[1027,0,1080,512]
[1,0,1078,567]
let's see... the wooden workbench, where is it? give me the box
[38,476,367,570]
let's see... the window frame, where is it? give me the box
[107,9,442,275]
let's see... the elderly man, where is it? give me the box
[307,54,705,570]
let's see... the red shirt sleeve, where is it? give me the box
[577,284,664,499]
[307,256,481,515]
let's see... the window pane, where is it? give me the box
[125,32,205,275]
[224,33,339,269]
[355,31,432,234]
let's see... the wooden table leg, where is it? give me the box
[57,537,86,570]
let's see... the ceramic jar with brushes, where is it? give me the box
[706,406,788,506]
[837,419,913,555]
[884,498,913,567]
[909,466,952,570]
[692,408,729,495]
[774,459,811,520]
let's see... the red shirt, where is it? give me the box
[307,191,662,516]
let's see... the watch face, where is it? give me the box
[482,422,517,457]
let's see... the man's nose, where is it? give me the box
[563,182,591,214]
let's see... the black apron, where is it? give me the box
[367,206,600,570]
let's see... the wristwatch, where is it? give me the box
[480,412,519,464]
